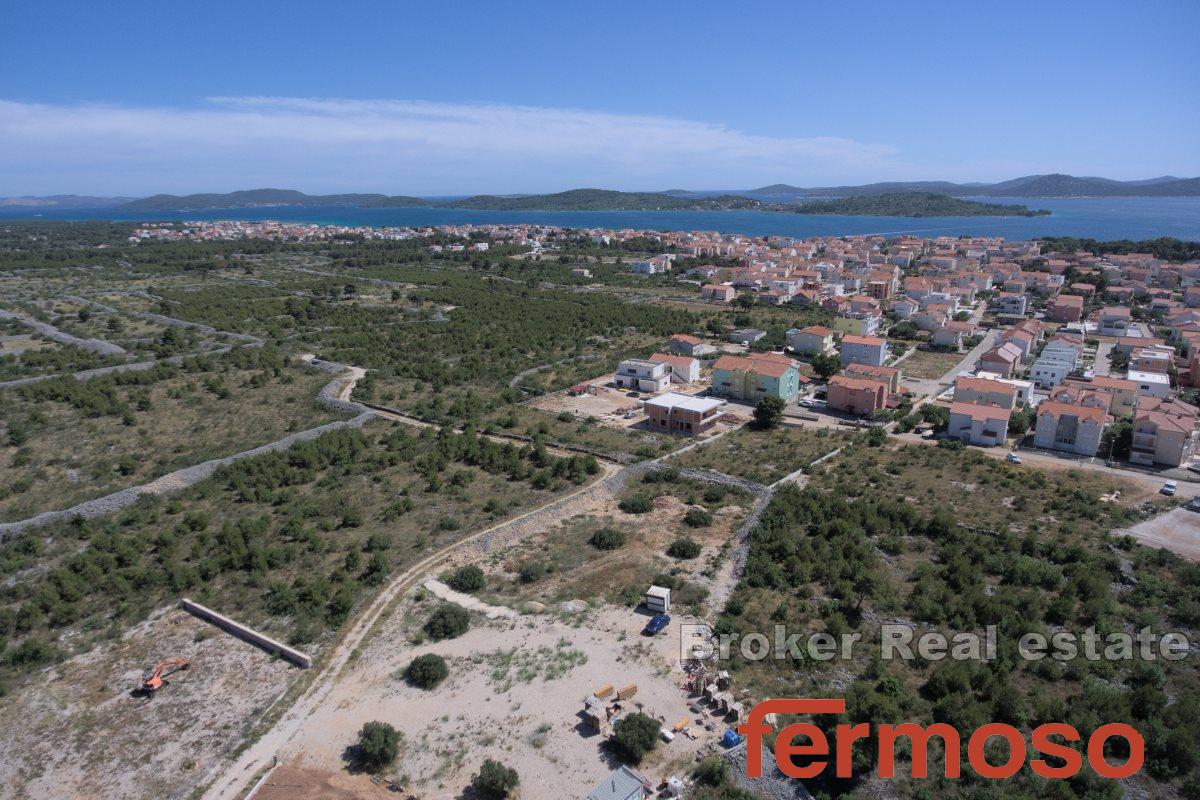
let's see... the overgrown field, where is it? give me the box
[721,443,1198,799]
[0,347,338,521]
[0,422,601,694]
[675,424,853,484]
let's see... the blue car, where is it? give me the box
[643,613,671,636]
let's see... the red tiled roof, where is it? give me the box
[1037,401,1108,425]
[841,334,887,347]
[955,376,1016,396]
[950,401,1012,422]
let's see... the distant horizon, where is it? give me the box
[4,172,1200,204]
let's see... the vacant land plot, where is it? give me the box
[277,601,712,799]
[486,405,683,461]
[719,442,1199,800]
[0,360,339,521]
[674,425,852,484]
[477,473,752,614]
[895,346,964,380]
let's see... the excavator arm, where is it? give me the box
[141,658,190,694]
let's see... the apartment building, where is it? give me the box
[839,334,889,368]
[1033,401,1108,456]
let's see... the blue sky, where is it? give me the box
[1,0,1197,196]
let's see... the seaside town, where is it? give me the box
[130,219,1200,480]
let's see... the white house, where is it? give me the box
[1098,307,1133,337]
[839,335,889,367]
[1029,353,1074,389]
[615,359,670,392]
[1126,369,1171,398]
[648,353,701,384]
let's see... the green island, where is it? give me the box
[788,191,1051,217]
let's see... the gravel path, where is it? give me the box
[422,579,517,619]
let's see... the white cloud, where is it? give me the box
[0,96,898,195]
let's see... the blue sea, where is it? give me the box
[3,197,1198,241]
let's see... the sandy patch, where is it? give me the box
[277,603,733,799]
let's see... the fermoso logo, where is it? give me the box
[738,699,1143,781]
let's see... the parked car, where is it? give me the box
[1187,497,1200,512]
[627,391,640,398]
[798,399,815,408]
[643,613,671,636]
[1006,452,1022,464]
[1161,481,1178,496]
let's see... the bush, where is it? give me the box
[589,527,626,550]
[612,712,660,762]
[405,653,449,689]
[518,560,548,583]
[424,603,469,640]
[866,426,888,447]
[618,494,653,514]
[694,756,729,786]
[355,721,401,772]
[446,564,485,593]
[667,537,702,559]
[472,759,520,798]
[684,508,713,528]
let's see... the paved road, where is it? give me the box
[1094,341,1113,376]
[900,327,1000,407]
[1115,507,1200,560]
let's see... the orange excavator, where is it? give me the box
[140,658,190,696]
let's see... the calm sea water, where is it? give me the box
[3,197,1198,241]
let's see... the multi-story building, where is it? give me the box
[1129,398,1198,467]
[1049,294,1084,323]
[1098,306,1133,336]
[839,334,889,368]
[1034,401,1108,456]
[826,375,889,416]
[642,392,726,435]
[787,325,837,356]
[615,359,670,392]
[953,376,1017,410]
[948,402,1011,446]
[647,353,700,384]
[710,352,802,402]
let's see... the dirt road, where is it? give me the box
[200,462,624,800]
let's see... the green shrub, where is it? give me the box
[405,653,449,689]
[683,508,713,528]
[355,721,401,772]
[753,395,786,429]
[618,494,652,514]
[612,712,660,762]
[424,603,469,640]
[667,537,702,559]
[589,528,626,550]
[473,759,519,798]
[446,564,485,593]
